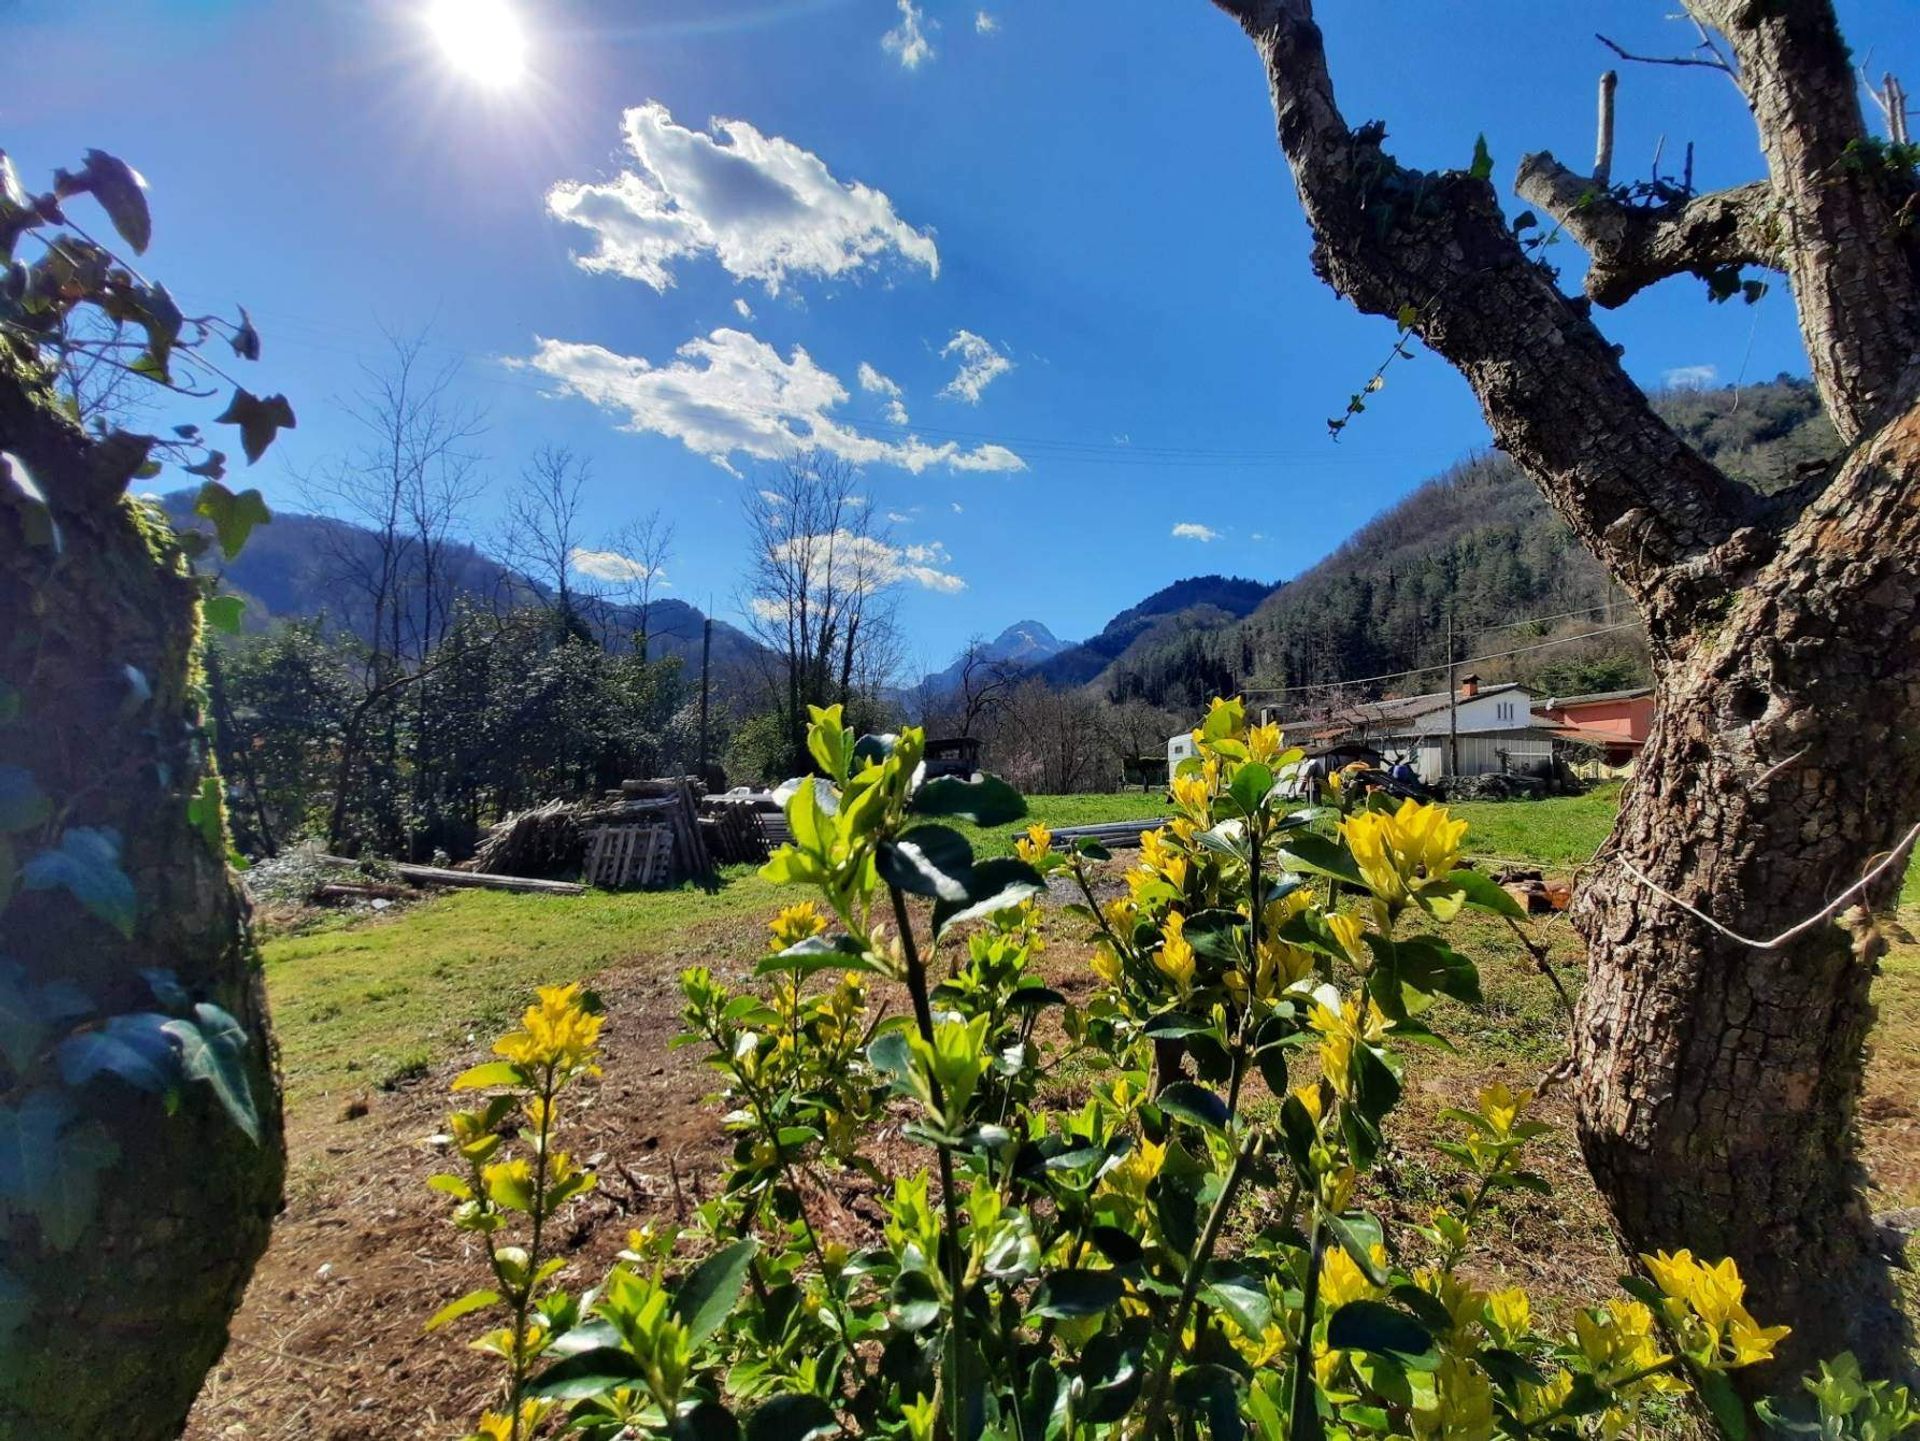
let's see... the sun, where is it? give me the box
[426,0,528,87]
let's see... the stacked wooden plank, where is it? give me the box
[614,778,717,886]
[584,824,674,889]
[698,798,770,866]
[1048,819,1165,851]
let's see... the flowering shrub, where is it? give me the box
[431,700,1903,1441]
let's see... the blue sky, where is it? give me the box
[5,0,1913,672]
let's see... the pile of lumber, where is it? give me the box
[1491,866,1573,913]
[1049,819,1165,851]
[317,855,583,895]
[472,799,587,879]
[698,797,770,866]
[602,777,717,887]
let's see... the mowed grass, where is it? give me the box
[263,873,787,1104]
[953,791,1171,857]
[1448,784,1622,869]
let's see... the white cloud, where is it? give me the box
[1663,363,1718,389]
[1171,522,1219,542]
[951,501,964,513]
[858,361,911,425]
[547,102,938,294]
[733,298,754,320]
[883,0,934,69]
[517,328,1028,477]
[886,510,914,524]
[570,547,664,584]
[770,529,965,595]
[975,10,999,33]
[939,329,1013,404]
[1249,531,1266,542]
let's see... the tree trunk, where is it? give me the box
[0,355,286,1439]
[1204,0,1920,1381]
[1574,412,1920,1379]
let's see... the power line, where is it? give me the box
[1240,620,1643,699]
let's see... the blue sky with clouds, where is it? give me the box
[5,0,1914,671]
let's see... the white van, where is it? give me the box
[1166,733,1197,783]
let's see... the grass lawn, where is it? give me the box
[954,790,1170,856]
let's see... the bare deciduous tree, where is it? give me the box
[502,444,593,636]
[742,453,902,772]
[1208,0,1920,1372]
[600,509,676,660]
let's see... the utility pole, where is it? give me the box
[1446,601,1459,783]
[698,612,713,776]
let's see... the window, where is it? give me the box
[1495,701,1514,721]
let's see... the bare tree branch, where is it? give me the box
[1514,157,1781,307]
[1595,30,1734,76]
[1208,0,1754,633]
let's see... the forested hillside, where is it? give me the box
[1033,573,1275,690]
[1101,379,1836,707]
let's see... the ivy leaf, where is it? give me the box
[1,450,61,554]
[0,1088,121,1252]
[0,765,47,833]
[673,1237,758,1346]
[193,479,273,558]
[0,961,94,1073]
[75,149,151,254]
[212,389,296,465]
[161,1003,260,1142]
[21,827,136,937]
[1469,134,1494,181]
[202,594,245,635]
[56,1012,180,1093]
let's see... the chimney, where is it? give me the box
[1460,673,1480,699]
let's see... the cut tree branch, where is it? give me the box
[1685,0,1920,438]
[1596,30,1734,76]
[1206,0,1755,633]
[1514,154,1781,307]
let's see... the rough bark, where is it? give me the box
[1208,0,1920,1385]
[0,351,286,1439]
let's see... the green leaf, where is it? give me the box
[1,451,61,554]
[1323,1210,1389,1286]
[21,826,136,937]
[0,1089,120,1252]
[755,933,887,979]
[1157,1081,1229,1132]
[202,594,245,635]
[887,1267,942,1331]
[75,149,151,253]
[0,766,47,833]
[673,1401,742,1441]
[876,824,975,902]
[910,773,1025,826]
[674,1237,759,1346]
[1030,1268,1125,1319]
[1444,867,1529,919]
[451,1059,525,1091]
[193,479,274,557]
[526,1346,648,1401]
[1326,1300,1438,1367]
[1175,1364,1246,1441]
[931,857,1044,938]
[212,390,297,466]
[1275,831,1363,887]
[1692,1368,1750,1439]
[1469,134,1494,182]
[425,1287,503,1331]
[56,1012,179,1093]
[743,1393,838,1441]
[1202,1261,1273,1335]
[161,1004,260,1142]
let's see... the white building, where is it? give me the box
[1268,675,1556,784]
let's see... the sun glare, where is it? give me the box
[426,0,528,87]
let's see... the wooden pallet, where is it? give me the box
[583,824,673,889]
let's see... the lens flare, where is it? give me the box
[426,0,528,87]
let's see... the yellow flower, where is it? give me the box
[1340,798,1469,906]
[1641,1250,1791,1368]
[1103,896,1138,936]
[469,1400,554,1441]
[1153,912,1197,996]
[1289,1082,1325,1126]
[1170,772,1212,820]
[1014,822,1053,865]
[1324,911,1371,967]
[1414,1267,1487,1341]
[1247,721,1285,764]
[768,900,829,951]
[1319,1243,1383,1310]
[1104,1137,1167,1200]
[1090,941,1124,988]
[493,983,604,1074]
[1413,1354,1496,1441]
[1485,1287,1530,1341]
[1476,1081,1532,1138]
[1309,993,1391,1099]
[1573,1299,1676,1387]
[1515,1367,1575,1428]
[1254,936,1315,999]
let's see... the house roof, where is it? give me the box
[1270,681,1528,736]
[1538,686,1653,708]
